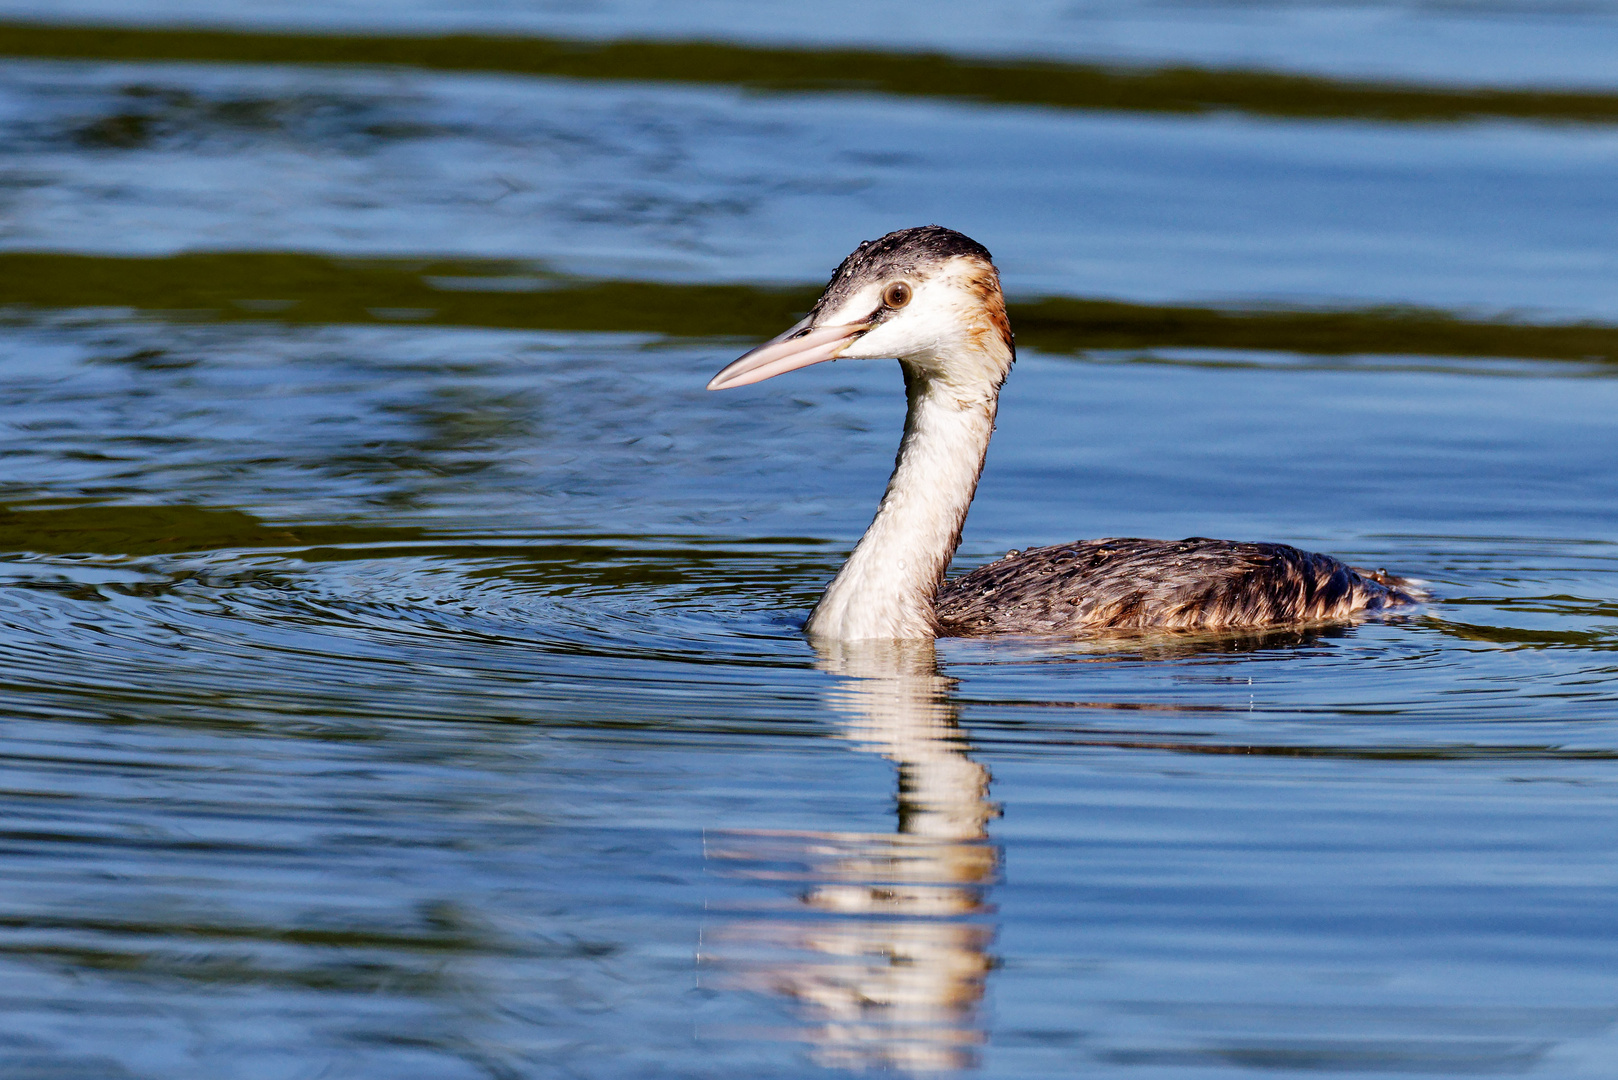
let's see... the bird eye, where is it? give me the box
[882,281,912,308]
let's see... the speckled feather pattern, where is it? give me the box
[936,537,1421,636]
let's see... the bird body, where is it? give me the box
[937,538,1414,636]
[707,225,1421,641]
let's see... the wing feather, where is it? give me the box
[935,538,1420,636]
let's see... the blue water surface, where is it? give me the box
[0,3,1615,1078]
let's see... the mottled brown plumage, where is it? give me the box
[937,538,1421,635]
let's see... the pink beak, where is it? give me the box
[707,317,871,391]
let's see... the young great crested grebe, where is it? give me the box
[708,226,1421,640]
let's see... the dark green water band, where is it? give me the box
[2,21,1617,125]
[3,250,1614,361]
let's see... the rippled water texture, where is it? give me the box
[1,2,1617,1078]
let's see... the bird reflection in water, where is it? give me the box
[703,639,1000,1072]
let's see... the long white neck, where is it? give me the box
[806,362,998,640]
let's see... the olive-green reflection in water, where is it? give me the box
[705,640,999,1072]
[6,251,1617,361]
[4,20,1618,126]
[0,502,423,556]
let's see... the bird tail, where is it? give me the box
[1352,565,1430,605]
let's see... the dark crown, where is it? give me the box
[812,226,995,319]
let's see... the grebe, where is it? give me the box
[708,226,1420,640]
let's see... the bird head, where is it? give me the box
[707,225,1014,395]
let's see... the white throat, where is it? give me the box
[806,361,998,640]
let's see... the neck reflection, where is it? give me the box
[705,639,1000,1072]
